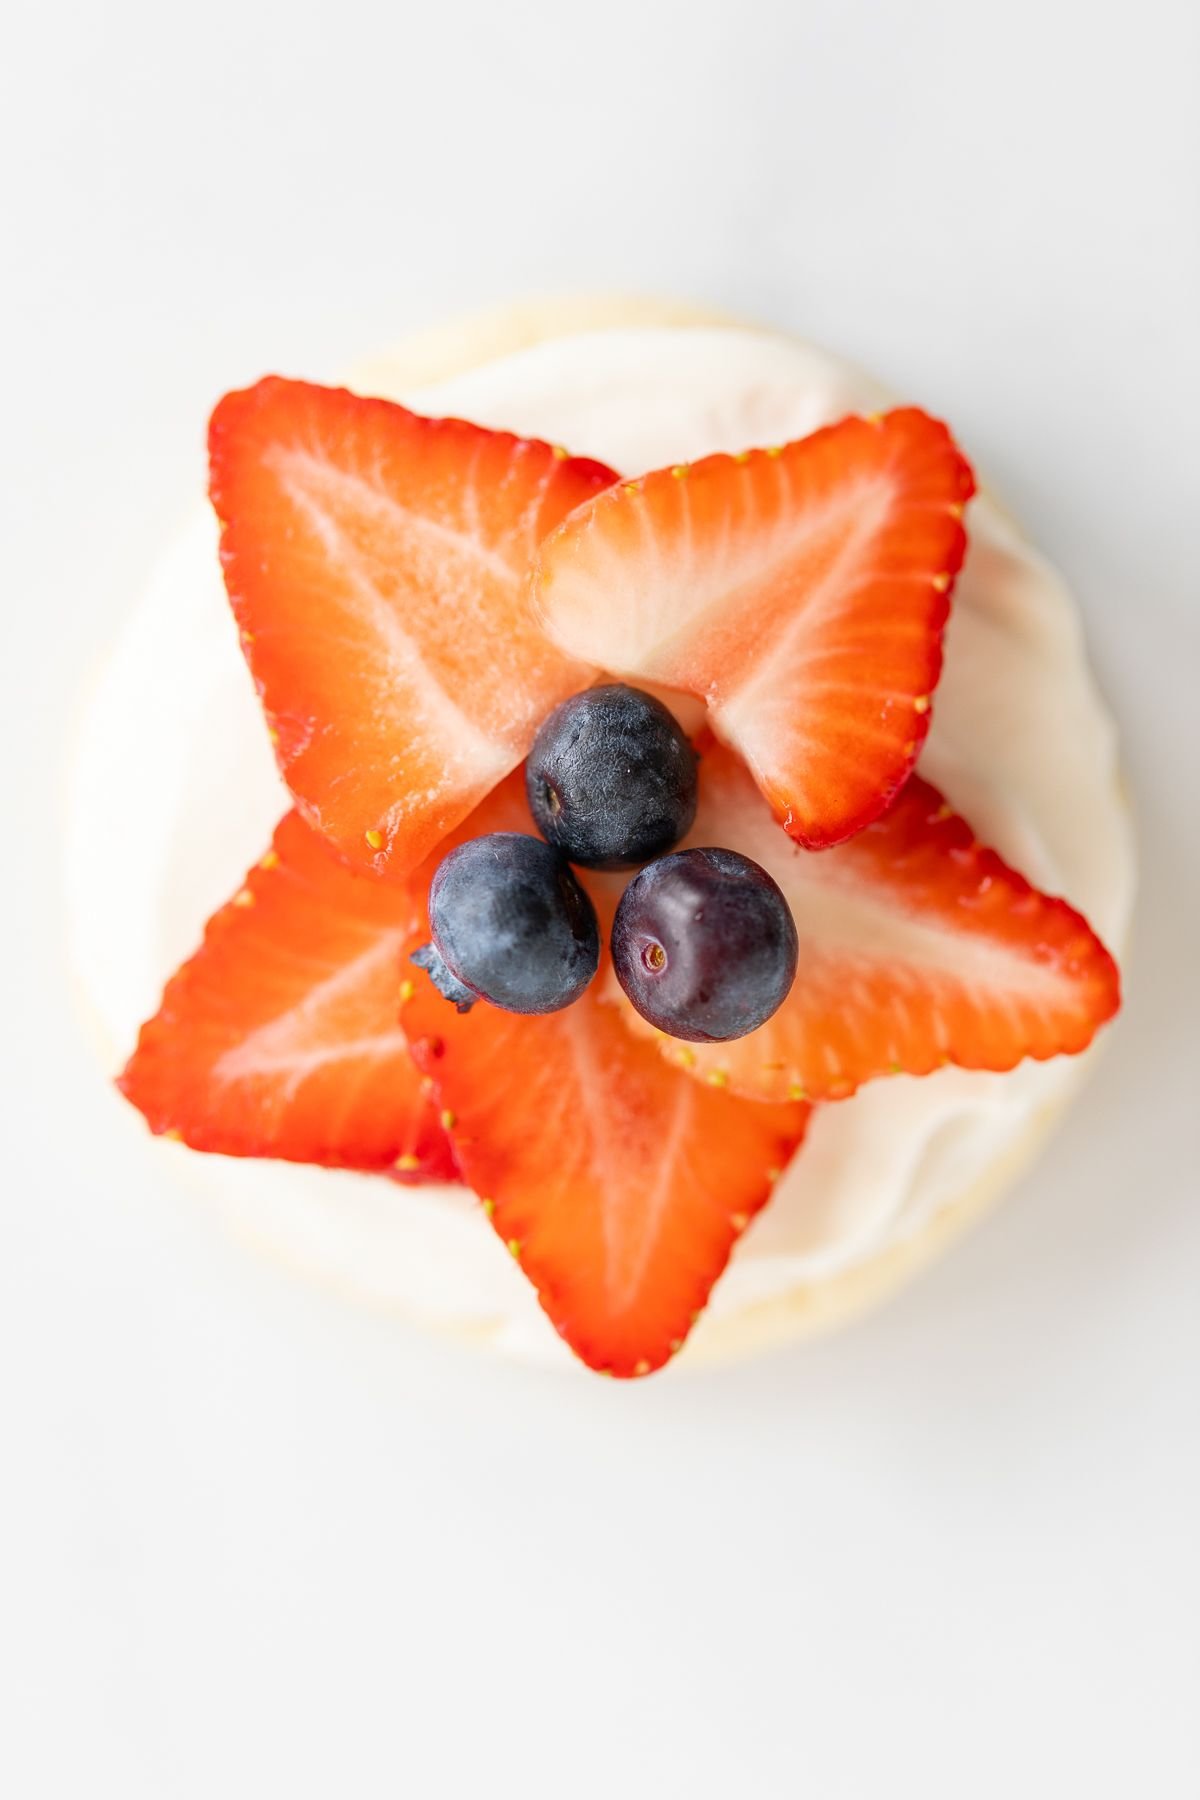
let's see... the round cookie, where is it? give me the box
[67,295,1133,1370]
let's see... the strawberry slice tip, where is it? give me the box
[209,378,616,880]
[119,811,456,1178]
[403,981,808,1377]
[400,773,809,1376]
[610,742,1121,1102]
[533,407,976,848]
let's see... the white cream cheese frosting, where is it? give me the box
[66,322,1134,1368]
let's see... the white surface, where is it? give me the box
[64,322,1136,1359]
[2,2,1198,1796]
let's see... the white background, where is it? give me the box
[3,1,1198,1794]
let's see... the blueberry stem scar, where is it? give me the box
[410,942,477,1013]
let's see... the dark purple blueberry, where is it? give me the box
[611,847,798,1042]
[412,833,599,1016]
[526,683,698,870]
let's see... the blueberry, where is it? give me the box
[611,848,798,1042]
[411,833,599,1015]
[526,683,698,871]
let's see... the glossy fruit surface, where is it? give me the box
[612,743,1122,1099]
[612,847,799,1042]
[525,683,698,870]
[417,832,599,1015]
[210,377,615,878]
[119,811,455,1177]
[535,408,975,848]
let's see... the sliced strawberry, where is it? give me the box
[209,379,615,878]
[609,743,1120,1102]
[403,975,808,1376]
[399,775,808,1375]
[534,409,976,848]
[119,811,456,1178]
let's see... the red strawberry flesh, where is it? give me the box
[534,408,976,848]
[401,775,809,1375]
[609,742,1121,1102]
[119,811,456,1178]
[209,378,615,879]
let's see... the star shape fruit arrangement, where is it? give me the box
[119,379,1120,1377]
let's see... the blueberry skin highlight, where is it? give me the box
[612,847,799,1043]
[526,683,699,870]
[414,833,600,1016]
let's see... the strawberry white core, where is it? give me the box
[212,934,413,1098]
